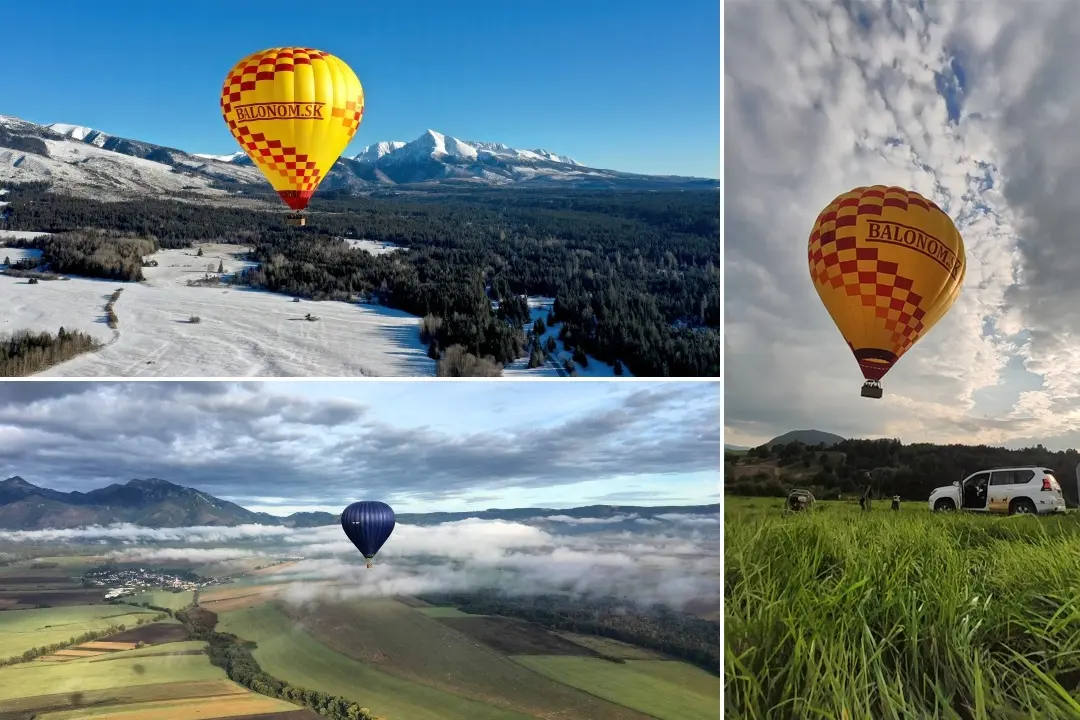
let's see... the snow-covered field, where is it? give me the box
[344,238,403,256]
[0,243,434,377]
[503,297,630,378]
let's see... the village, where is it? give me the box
[80,564,223,599]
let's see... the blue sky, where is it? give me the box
[0,381,720,514]
[5,0,719,178]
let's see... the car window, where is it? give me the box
[1013,469,1036,485]
[989,471,1013,486]
[967,472,990,485]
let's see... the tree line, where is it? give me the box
[3,183,719,375]
[419,590,720,675]
[7,228,157,282]
[175,604,384,720]
[725,437,1080,506]
[1,327,100,376]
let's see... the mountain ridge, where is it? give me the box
[0,476,719,530]
[0,115,717,206]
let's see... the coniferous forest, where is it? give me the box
[2,183,720,376]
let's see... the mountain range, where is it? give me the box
[0,477,719,531]
[0,115,717,205]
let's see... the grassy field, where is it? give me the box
[414,606,479,618]
[0,605,161,658]
[35,692,301,720]
[725,495,1080,718]
[513,656,719,720]
[0,652,224,701]
[125,590,193,611]
[219,603,543,720]
[276,597,654,719]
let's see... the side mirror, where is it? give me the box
[952,481,959,487]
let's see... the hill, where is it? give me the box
[725,437,1080,506]
[766,429,845,448]
[0,115,717,205]
[0,476,718,530]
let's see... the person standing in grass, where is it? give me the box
[891,495,900,511]
[859,472,872,511]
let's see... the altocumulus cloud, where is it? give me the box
[725,0,1080,449]
[0,381,719,506]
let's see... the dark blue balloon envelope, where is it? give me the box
[341,501,396,568]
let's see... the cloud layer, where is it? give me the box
[0,381,719,509]
[0,516,720,611]
[725,0,1080,449]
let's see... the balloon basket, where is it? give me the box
[365,559,373,569]
[285,213,306,227]
[860,381,883,399]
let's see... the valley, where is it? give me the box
[0,554,719,720]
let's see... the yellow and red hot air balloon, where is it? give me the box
[220,47,365,227]
[807,185,966,399]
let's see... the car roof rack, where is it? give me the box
[978,466,1048,472]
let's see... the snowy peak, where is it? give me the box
[193,151,246,163]
[353,130,580,168]
[47,123,112,148]
[353,140,407,164]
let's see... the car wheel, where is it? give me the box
[1009,498,1037,515]
[934,499,956,512]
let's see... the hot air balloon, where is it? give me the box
[808,185,966,399]
[341,501,395,569]
[220,47,365,227]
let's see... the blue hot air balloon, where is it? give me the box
[341,501,396,569]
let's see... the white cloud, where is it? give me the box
[10,518,719,611]
[725,0,1080,449]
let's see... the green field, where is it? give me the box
[86,640,207,661]
[277,597,655,719]
[0,605,160,658]
[513,656,719,720]
[415,606,479,618]
[125,589,194,610]
[218,603,535,720]
[725,495,1080,718]
[0,651,224,701]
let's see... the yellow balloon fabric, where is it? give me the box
[807,185,966,383]
[220,47,364,211]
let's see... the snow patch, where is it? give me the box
[0,244,435,377]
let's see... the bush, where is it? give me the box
[436,345,502,377]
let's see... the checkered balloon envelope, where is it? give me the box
[807,185,966,399]
[220,47,365,226]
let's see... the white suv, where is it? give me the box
[928,466,1066,515]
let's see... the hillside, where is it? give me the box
[0,115,717,205]
[766,429,845,448]
[725,437,1080,506]
[0,477,719,530]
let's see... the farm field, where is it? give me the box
[0,605,161,659]
[35,691,302,720]
[725,495,1080,718]
[0,651,223,701]
[276,598,654,719]
[0,680,248,720]
[125,590,193,611]
[218,603,539,720]
[512,656,719,720]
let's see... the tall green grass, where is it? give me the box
[725,498,1080,719]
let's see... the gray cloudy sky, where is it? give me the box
[0,381,720,513]
[725,0,1080,449]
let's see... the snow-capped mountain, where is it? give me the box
[0,114,717,204]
